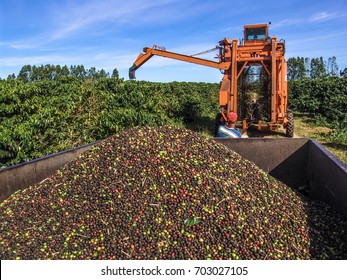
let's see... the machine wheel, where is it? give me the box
[286,111,294,137]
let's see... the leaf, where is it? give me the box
[184,217,201,227]
[298,185,307,191]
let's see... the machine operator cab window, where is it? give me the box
[244,24,268,44]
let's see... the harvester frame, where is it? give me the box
[129,23,293,137]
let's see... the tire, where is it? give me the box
[286,111,294,137]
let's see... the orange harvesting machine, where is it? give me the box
[129,23,293,137]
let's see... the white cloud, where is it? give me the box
[270,19,303,29]
[0,55,68,67]
[310,12,338,22]
[270,11,346,30]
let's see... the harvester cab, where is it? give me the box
[244,23,268,43]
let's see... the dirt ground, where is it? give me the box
[245,114,346,164]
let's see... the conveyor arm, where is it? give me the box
[129,45,231,79]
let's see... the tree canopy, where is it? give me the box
[287,56,340,81]
[8,64,120,83]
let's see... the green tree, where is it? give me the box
[60,65,70,77]
[7,74,16,80]
[86,67,97,79]
[99,69,109,79]
[70,65,86,79]
[112,68,119,79]
[327,56,339,77]
[287,57,307,81]
[86,67,109,80]
[18,65,32,83]
[30,64,59,81]
[310,57,327,79]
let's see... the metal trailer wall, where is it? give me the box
[213,138,310,189]
[308,140,347,218]
[0,143,95,203]
[0,138,346,217]
[213,138,347,218]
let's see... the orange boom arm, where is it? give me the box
[129,43,232,79]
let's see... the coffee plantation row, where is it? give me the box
[0,77,219,167]
[289,77,347,130]
[1,74,346,168]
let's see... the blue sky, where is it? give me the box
[1,0,346,82]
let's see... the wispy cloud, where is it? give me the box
[271,11,345,30]
[310,12,339,22]
[5,36,52,50]
[285,29,347,61]
[2,0,184,50]
[270,19,304,29]
[0,55,70,67]
[49,0,184,41]
[2,0,227,53]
